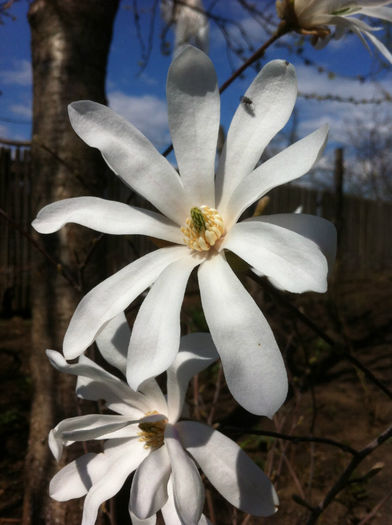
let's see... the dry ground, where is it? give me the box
[0,271,391,524]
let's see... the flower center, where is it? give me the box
[138,412,168,449]
[181,205,225,252]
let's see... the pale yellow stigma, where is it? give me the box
[181,205,225,252]
[138,411,168,449]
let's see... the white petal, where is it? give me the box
[177,421,278,517]
[32,197,184,244]
[130,512,156,525]
[49,414,133,461]
[360,6,392,22]
[225,125,329,227]
[167,46,219,207]
[49,452,108,501]
[198,254,287,417]
[47,350,149,416]
[130,446,171,519]
[127,253,200,390]
[166,333,218,423]
[96,312,130,375]
[81,439,148,525]
[216,60,297,215]
[164,424,204,524]
[225,220,329,294]
[250,214,337,272]
[138,378,169,417]
[363,29,392,63]
[161,476,212,525]
[68,101,187,224]
[63,246,189,360]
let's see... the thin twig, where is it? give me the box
[248,272,392,401]
[358,488,392,525]
[305,423,392,524]
[207,363,223,425]
[0,207,80,291]
[222,427,358,456]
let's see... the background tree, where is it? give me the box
[23,2,119,524]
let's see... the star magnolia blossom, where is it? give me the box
[33,45,336,417]
[277,0,392,62]
[47,315,279,525]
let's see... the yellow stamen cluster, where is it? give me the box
[138,412,168,449]
[181,205,225,252]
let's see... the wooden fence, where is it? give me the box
[1,144,392,315]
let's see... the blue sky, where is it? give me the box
[1,0,392,184]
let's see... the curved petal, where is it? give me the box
[47,350,149,416]
[167,333,218,424]
[177,421,278,517]
[167,46,219,207]
[68,101,187,224]
[95,312,130,375]
[161,476,212,525]
[363,29,392,63]
[360,6,392,23]
[81,439,148,525]
[49,414,134,461]
[50,452,108,501]
[32,197,184,244]
[63,246,189,360]
[130,446,171,519]
[250,214,337,272]
[224,220,329,294]
[216,60,297,215]
[164,424,204,525]
[127,253,200,391]
[198,254,287,417]
[225,124,329,228]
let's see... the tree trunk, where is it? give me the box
[23,1,119,524]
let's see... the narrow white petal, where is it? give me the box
[49,452,108,501]
[164,424,204,524]
[49,414,133,461]
[63,246,189,360]
[177,421,278,516]
[167,333,218,423]
[198,254,287,417]
[127,254,200,391]
[360,6,392,22]
[216,60,297,214]
[32,197,184,244]
[130,446,171,519]
[167,46,219,207]
[250,214,337,272]
[363,29,392,63]
[225,220,329,293]
[95,312,129,375]
[68,101,187,224]
[47,350,149,416]
[81,439,148,525]
[225,125,329,227]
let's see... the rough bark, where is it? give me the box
[23,1,119,524]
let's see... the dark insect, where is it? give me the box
[240,95,255,116]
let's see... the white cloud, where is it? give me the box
[0,124,9,138]
[108,91,170,149]
[10,103,32,118]
[0,59,32,86]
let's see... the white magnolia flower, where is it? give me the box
[47,315,278,525]
[161,0,209,53]
[277,0,392,62]
[33,46,336,417]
